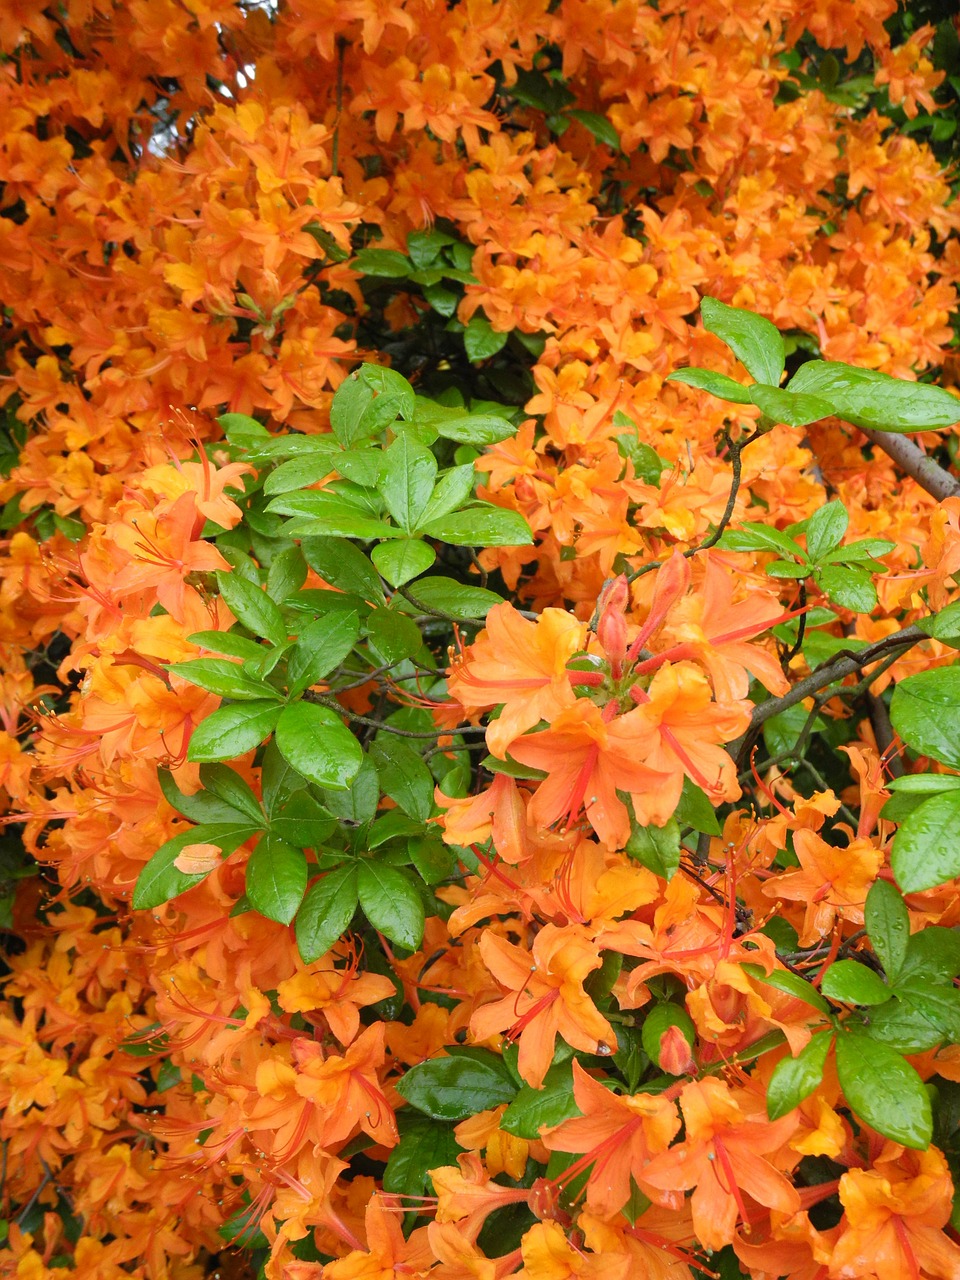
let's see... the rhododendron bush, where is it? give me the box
[8,2,960,1278]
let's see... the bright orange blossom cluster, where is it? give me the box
[2,3,960,1280]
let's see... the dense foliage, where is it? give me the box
[5,3,960,1279]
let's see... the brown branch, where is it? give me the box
[859,426,960,502]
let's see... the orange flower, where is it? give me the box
[542,1061,681,1217]
[446,604,586,758]
[470,925,616,1088]
[761,829,883,947]
[642,1078,800,1252]
[507,698,671,848]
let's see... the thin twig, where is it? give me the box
[860,426,960,502]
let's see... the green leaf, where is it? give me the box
[322,752,380,824]
[501,1061,584,1137]
[892,791,960,893]
[262,451,339,496]
[406,576,503,620]
[187,630,267,662]
[215,571,288,648]
[718,522,805,559]
[865,982,960,1054]
[865,879,910,979]
[419,464,477,525]
[816,564,877,613]
[274,701,363,792]
[259,737,307,814]
[366,608,423,664]
[266,493,397,542]
[245,836,307,925]
[420,506,533,547]
[285,612,360,698]
[463,315,509,362]
[834,1031,932,1149]
[806,501,849,561]
[413,399,516,446]
[357,862,425,950]
[198,763,263,825]
[899,927,960,984]
[749,384,834,426]
[295,865,359,963]
[762,702,822,761]
[266,545,308,602]
[919,601,960,646]
[820,959,890,1006]
[408,835,455,885]
[789,360,960,433]
[370,737,434,822]
[371,538,436,588]
[891,669,960,769]
[881,773,960,822]
[379,435,438,534]
[666,368,755,404]
[626,818,681,880]
[766,1032,833,1121]
[158,769,252,824]
[397,1052,517,1120]
[133,822,258,909]
[566,109,620,149]
[353,248,412,277]
[268,790,336,848]
[674,777,722,835]
[165,658,277,702]
[187,701,282,763]
[701,297,785,387]
[300,537,385,605]
[765,560,809,580]
[405,230,456,269]
[358,365,417,420]
[741,963,831,1014]
[384,1114,462,1198]
[218,412,270,444]
[330,373,376,447]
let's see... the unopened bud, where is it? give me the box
[596,574,630,668]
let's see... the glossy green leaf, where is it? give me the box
[626,818,681,880]
[268,790,336,848]
[865,879,910,979]
[816,564,876,613]
[397,1052,518,1120]
[215,571,287,647]
[166,658,277,702]
[864,982,960,1054]
[300,537,385,605]
[413,399,515,446]
[285,611,360,698]
[262,451,339,496]
[408,835,455,885]
[371,538,436,588]
[370,737,434,822]
[701,296,785,387]
[266,493,397,542]
[567,109,620,149]
[898,927,960,984]
[357,862,425,951]
[892,790,960,893]
[158,769,253,824]
[718,522,804,559]
[366,608,423,664]
[419,464,476,525]
[295,865,359,964]
[666,367,754,404]
[789,360,960,433]
[420,506,532,547]
[501,1062,585,1137]
[187,701,282,763]
[245,836,307,925]
[891,668,960,769]
[133,822,258,909]
[741,962,831,1014]
[383,1114,462,1198]
[820,959,890,1005]
[406,576,503,620]
[380,435,438,533]
[834,1031,932,1149]
[275,701,363,791]
[198,763,263,825]
[353,248,412,277]
[187,630,267,662]
[674,777,722,836]
[806,501,849,561]
[463,315,508,362]
[766,1031,833,1121]
[749,384,834,426]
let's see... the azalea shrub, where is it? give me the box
[7,3,960,1280]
